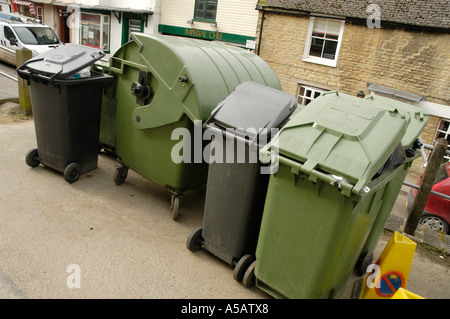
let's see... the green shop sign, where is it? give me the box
[158,24,255,47]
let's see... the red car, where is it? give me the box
[407,162,450,233]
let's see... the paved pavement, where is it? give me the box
[0,63,448,301]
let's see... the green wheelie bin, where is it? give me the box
[104,33,281,220]
[244,91,428,298]
[355,94,429,275]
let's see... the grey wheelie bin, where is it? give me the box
[18,44,114,183]
[186,81,297,277]
[105,33,281,220]
[242,91,428,298]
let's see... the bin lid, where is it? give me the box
[22,44,105,79]
[205,81,297,141]
[362,94,429,149]
[263,91,414,194]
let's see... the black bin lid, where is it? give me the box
[206,81,297,140]
[23,44,105,79]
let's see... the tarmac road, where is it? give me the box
[0,62,448,301]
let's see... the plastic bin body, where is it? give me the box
[109,34,282,195]
[202,148,269,265]
[30,73,111,174]
[99,78,118,154]
[255,91,428,299]
[201,81,297,265]
[93,60,119,154]
[17,44,113,179]
[255,160,402,299]
[358,94,429,261]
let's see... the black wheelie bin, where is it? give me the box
[18,44,114,183]
[186,81,297,279]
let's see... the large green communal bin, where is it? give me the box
[105,33,281,220]
[355,94,428,274]
[249,91,428,299]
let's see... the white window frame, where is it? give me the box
[79,12,110,52]
[296,84,328,106]
[36,6,43,22]
[302,17,345,68]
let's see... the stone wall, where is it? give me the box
[256,12,449,172]
[257,12,449,106]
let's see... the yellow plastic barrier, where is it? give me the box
[391,288,424,299]
[360,231,417,299]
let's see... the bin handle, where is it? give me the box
[16,57,45,81]
[205,125,258,149]
[277,155,355,197]
[16,57,63,85]
[321,91,340,97]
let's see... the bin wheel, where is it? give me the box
[171,195,182,221]
[64,163,80,184]
[233,254,255,282]
[186,226,203,252]
[25,148,40,168]
[114,165,128,185]
[242,261,256,288]
[355,252,374,276]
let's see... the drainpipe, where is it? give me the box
[257,7,265,56]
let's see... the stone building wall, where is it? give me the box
[256,12,449,105]
[256,12,449,173]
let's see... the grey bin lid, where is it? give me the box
[206,81,297,142]
[23,44,105,79]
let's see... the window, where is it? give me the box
[36,6,43,22]
[303,17,345,67]
[297,84,327,106]
[127,19,142,42]
[12,26,59,45]
[194,0,218,21]
[4,26,16,42]
[80,12,110,52]
[433,119,450,161]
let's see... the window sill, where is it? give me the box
[302,57,337,68]
[192,18,217,23]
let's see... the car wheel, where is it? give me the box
[419,215,449,233]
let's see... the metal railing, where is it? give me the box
[402,141,450,200]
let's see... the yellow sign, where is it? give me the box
[391,288,424,299]
[360,231,417,299]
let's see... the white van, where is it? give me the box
[0,20,62,65]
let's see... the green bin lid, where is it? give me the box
[263,91,415,195]
[362,94,429,149]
